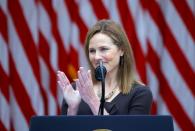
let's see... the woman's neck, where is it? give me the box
[94,66,119,90]
[104,67,119,89]
[96,68,121,101]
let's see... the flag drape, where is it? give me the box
[0,0,194,131]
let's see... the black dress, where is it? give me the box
[61,83,153,115]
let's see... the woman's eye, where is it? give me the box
[89,49,95,53]
[100,47,109,52]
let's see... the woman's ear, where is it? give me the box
[120,48,124,56]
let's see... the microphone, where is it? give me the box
[95,60,107,81]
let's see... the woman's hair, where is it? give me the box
[84,19,136,94]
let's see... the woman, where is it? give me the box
[57,19,152,115]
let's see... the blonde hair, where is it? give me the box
[84,19,136,94]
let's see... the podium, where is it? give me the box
[30,115,174,131]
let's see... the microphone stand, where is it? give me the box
[99,65,105,115]
[95,60,107,115]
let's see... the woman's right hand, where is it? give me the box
[57,71,81,111]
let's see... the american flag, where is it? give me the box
[0,0,194,131]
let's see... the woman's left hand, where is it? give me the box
[76,67,99,108]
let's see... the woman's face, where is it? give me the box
[88,33,123,73]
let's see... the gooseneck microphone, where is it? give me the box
[95,60,107,115]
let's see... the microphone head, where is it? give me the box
[95,60,107,81]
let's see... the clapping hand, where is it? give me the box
[57,71,81,110]
[75,67,99,108]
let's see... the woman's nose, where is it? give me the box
[94,51,102,59]
[94,52,103,62]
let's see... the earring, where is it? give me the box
[119,55,124,66]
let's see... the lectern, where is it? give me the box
[30,115,174,131]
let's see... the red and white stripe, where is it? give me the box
[0,0,194,131]
[0,0,10,130]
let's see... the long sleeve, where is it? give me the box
[128,86,153,114]
[104,84,153,115]
[61,99,68,115]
